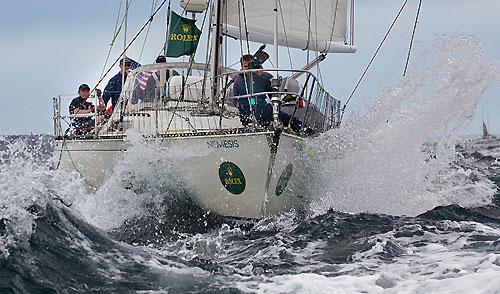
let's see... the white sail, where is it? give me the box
[223,0,356,53]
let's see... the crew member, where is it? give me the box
[69,84,95,135]
[102,57,132,112]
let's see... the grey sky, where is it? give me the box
[0,0,498,135]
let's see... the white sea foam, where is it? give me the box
[308,34,500,216]
[231,220,500,294]
[0,136,76,257]
[72,131,196,231]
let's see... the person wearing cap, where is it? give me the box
[233,55,273,92]
[69,84,96,135]
[143,55,179,101]
[102,57,132,111]
[232,55,300,128]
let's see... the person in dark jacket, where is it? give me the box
[69,84,95,135]
[102,57,132,111]
[233,56,301,129]
[233,57,294,127]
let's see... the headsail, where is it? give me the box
[223,0,356,53]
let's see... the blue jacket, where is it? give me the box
[233,72,273,122]
[233,72,293,126]
[102,72,123,109]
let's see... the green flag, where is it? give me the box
[166,12,202,58]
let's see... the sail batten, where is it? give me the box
[223,0,351,53]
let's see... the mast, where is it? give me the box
[273,0,278,68]
[164,1,171,56]
[189,12,196,67]
[210,0,223,103]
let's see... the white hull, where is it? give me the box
[54,132,305,220]
[53,64,341,221]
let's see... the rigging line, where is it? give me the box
[314,0,318,56]
[227,60,240,68]
[240,0,250,54]
[278,0,293,69]
[236,0,253,121]
[102,0,135,77]
[313,0,324,85]
[284,127,317,157]
[63,141,97,190]
[237,0,245,58]
[201,0,213,100]
[224,0,228,71]
[160,0,197,55]
[162,4,210,137]
[226,1,256,124]
[100,0,124,80]
[91,0,168,94]
[304,0,311,64]
[325,0,340,54]
[403,0,422,76]
[340,0,408,123]
[139,0,158,62]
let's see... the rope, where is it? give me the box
[313,1,325,86]
[284,127,317,157]
[139,0,158,62]
[403,0,422,76]
[316,0,340,86]
[340,0,408,123]
[100,0,123,80]
[91,0,168,95]
[63,141,97,190]
[99,0,135,79]
[236,0,255,123]
[304,0,311,62]
[325,0,340,53]
[69,0,166,127]
[162,4,210,139]
[57,0,167,165]
[237,0,245,58]
[278,0,293,68]
[240,0,250,54]
[161,2,187,55]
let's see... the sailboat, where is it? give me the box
[52,0,356,221]
[482,121,496,140]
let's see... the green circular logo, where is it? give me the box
[219,161,246,194]
[275,164,293,196]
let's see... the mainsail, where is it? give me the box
[223,0,356,53]
[482,121,490,139]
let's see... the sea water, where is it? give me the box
[1,35,500,293]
